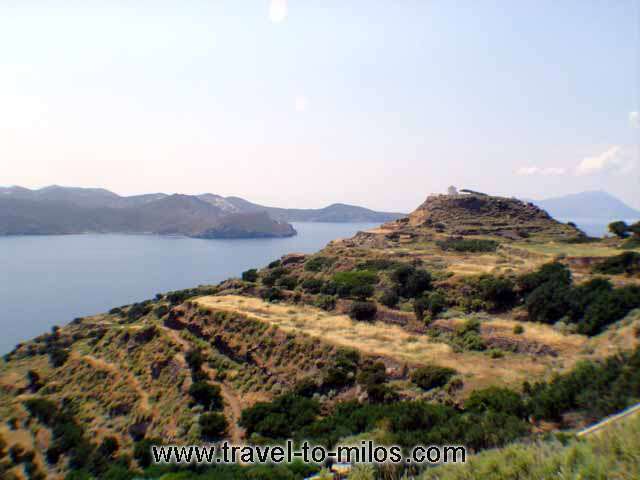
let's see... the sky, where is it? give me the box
[1,1,639,211]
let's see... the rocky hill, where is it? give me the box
[384,193,582,240]
[0,191,639,479]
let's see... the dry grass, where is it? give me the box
[195,295,601,394]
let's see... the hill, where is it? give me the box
[0,186,405,228]
[0,189,296,238]
[0,191,639,479]
[533,191,640,222]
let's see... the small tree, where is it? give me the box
[349,301,377,321]
[608,221,629,238]
[189,382,223,411]
[199,413,228,441]
[411,365,456,390]
[241,269,258,282]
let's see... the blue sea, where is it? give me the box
[0,223,377,354]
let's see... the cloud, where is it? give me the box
[630,111,639,128]
[516,166,566,176]
[576,146,633,175]
[269,0,287,23]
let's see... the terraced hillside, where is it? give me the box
[1,192,639,479]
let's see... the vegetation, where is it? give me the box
[199,413,229,441]
[304,256,335,272]
[241,268,258,282]
[411,365,456,391]
[436,238,499,253]
[422,415,640,480]
[333,270,378,298]
[349,301,378,321]
[593,251,640,275]
[390,264,432,298]
[189,382,224,411]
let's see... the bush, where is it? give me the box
[313,295,336,311]
[199,413,228,441]
[525,281,572,324]
[268,259,281,268]
[351,284,375,300]
[323,349,359,390]
[451,318,486,351]
[304,256,334,272]
[513,324,524,335]
[349,301,377,321]
[261,287,284,302]
[262,267,287,287]
[593,252,640,275]
[436,238,499,252]
[518,262,571,295]
[578,286,640,335]
[473,275,517,311]
[276,275,298,290]
[189,382,224,411]
[133,438,162,468]
[608,220,630,238]
[242,269,258,282]
[465,386,527,418]
[355,259,402,271]
[48,347,69,368]
[380,289,399,308]
[301,278,324,294]
[411,365,456,390]
[391,265,432,298]
[414,292,447,321]
[333,270,378,298]
[239,394,320,439]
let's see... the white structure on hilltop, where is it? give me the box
[447,186,458,196]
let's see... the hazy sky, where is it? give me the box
[1,1,639,211]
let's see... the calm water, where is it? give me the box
[0,223,376,354]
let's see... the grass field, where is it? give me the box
[196,295,597,394]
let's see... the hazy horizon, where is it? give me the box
[2,1,639,211]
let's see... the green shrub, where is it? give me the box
[313,295,336,311]
[436,238,499,252]
[414,292,447,321]
[262,267,288,287]
[304,256,335,272]
[276,275,298,290]
[189,382,224,411]
[518,262,571,295]
[472,275,517,311]
[133,438,162,468]
[608,220,630,238]
[349,301,377,321]
[261,287,284,302]
[466,387,526,418]
[593,252,640,275]
[242,269,258,282]
[268,259,281,268]
[391,265,432,298]
[48,347,69,368]
[351,284,375,300]
[199,413,228,441]
[411,365,456,390]
[301,278,324,294]
[380,289,399,308]
[355,259,402,271]
[239,394,320,439]
[323,349,359,390]
[333,270,378,298]
[513,324,524,335]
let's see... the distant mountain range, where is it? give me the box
[532,191,640,222]
[0,186,405,237]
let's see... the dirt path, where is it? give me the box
[162,325,245,443]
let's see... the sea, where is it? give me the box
[0,223,376,354]
[0,218,626,354]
